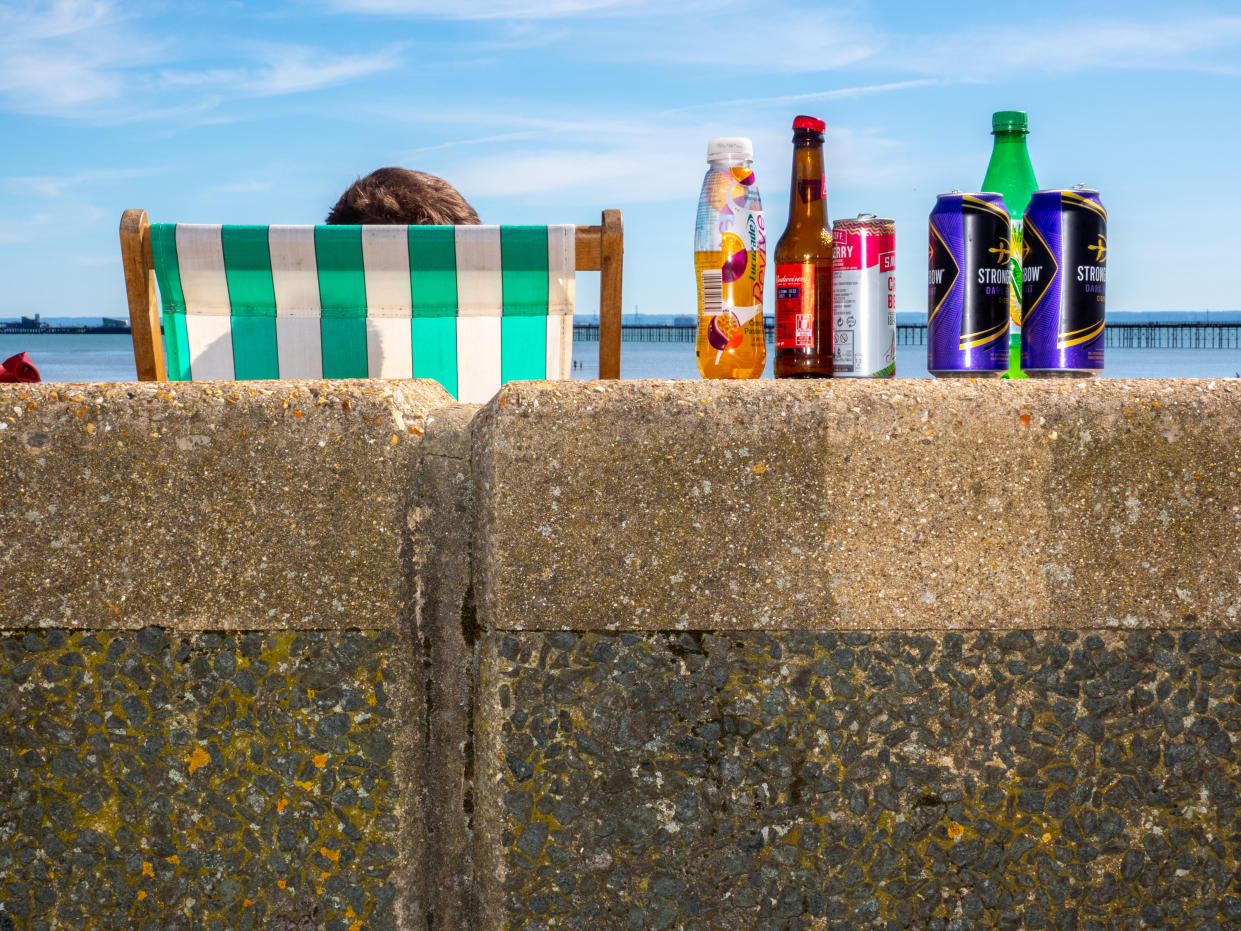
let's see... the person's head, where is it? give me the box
[326,167,480,225]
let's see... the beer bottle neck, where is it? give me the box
[787,132,827,226]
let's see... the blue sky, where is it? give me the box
[3,0,1240,320]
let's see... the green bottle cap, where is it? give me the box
[992,110,1029,134]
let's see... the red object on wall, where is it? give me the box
[0,352,40,382]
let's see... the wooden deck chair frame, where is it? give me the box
[119,208,623,383]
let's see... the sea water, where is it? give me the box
[0,334,137,383]
[4,332,1241,384]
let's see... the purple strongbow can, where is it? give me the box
[928,192,1011,377]
[1021,187,1107,377]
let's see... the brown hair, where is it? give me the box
[326,167,480,225]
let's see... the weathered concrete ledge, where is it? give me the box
[0,379,460,930]
[2,626,421,929]
[5,377,1241,930]
[475,627,1241,930]
[466,378,1241,931]
[0,380,452,630]
[474,379,1241,631]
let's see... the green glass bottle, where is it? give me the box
[981,110,1038,379]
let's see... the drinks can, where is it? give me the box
[928,192,1011,377]
[1020,187,1106,377]
[832,214,895,377]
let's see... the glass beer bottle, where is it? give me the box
[774,115,834,378]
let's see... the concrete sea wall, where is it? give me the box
[2,378,1240,929]
[0,381,447,931]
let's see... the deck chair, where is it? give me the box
[120,209,622,402]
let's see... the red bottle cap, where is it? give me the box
[793,115,825,132]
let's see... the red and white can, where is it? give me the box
[831,214,896,377]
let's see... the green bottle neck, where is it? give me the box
[982,131,1038,218]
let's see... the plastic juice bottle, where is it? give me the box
[981,109,1039,379]
[695,137,767,378]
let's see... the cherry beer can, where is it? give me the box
[928,192,1011,377]
[832,214,896,377]
[1021,187,1107,376]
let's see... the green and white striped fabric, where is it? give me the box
[149,223,576,403]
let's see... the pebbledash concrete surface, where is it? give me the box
[2,378,1241,930]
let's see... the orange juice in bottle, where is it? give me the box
[695,137,767,378]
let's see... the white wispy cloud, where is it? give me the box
[674,79,942,113]
[156,45,405,99]
[317,0,877,72]
[0,0,162,114]
[406,130,542,154]
[8,168,152,197]
[0,1,404,121]
[889,14,1241,77]
[391,70,934,202]
[0,205,106,245]
[326,1,1241,77]
[614,8,879,72]
[4,0,110,39]
[389,103,720,202]
[237,45,404,97]
[317,0,646,19]
[0,222,43,246]
[403,108,916,205]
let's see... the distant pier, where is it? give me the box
[573,322,1241,349]
[0,324,131,335]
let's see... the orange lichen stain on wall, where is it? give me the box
[946,823,964,841]
[137,891,147,901]
[187,747,210,774]
[277,880,288,890]
[276,798,289,813]
[243,899,254,907]
[141,862,154,877]
[320,846,340,863]
[294,779,316,791]
[312,753,328,769]
[165,854,179,865]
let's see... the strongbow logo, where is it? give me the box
[988,237,1012,265]
[1087,235,1107,263]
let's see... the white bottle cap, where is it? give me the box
[707,137,753,161]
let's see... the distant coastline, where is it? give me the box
[0,315,131,335]
[574,310,1241,327]
[4,310,1241,335]
[0,324,133,335]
